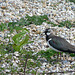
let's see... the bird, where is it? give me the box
[44,28,75,53]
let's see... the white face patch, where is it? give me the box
[47,32,51,35]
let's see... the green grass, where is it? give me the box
[0,15,48,32]
[37,49,75,63]
[70,53,75,57]
[0,14,75,74]
[25,14,48,25]
[58,20,72,28]
[37,49,61,62]
[69,0,75,3]
[0,14,74,32]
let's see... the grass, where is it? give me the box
[0,15,48,32]
[0,14,74,32]
[69,0,75,3]
[37,49,62,63]
[0,14,75,74]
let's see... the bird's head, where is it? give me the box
[44,28,53,36]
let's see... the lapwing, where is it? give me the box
[44,28,75,53]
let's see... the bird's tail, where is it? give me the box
[68,45,75,53]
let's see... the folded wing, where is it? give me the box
[49,36,75,53]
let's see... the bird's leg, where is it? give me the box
[59,52,61,60]
[57,52,61,61]
[56,52,60,62]
[57,53,59,59]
